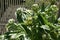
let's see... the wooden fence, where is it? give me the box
[0,0,25,14]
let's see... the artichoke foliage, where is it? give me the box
[3,1,60,40]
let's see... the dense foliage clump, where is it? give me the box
[0,1,59,40]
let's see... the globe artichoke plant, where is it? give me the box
[2,1,60,40]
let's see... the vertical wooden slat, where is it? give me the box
[8,0,9,6]
[13,0,14,5]
[5,0,7,11]
[8,0,10,6]
[19,0,20,5]
[18,0,19,5]
[15,0,16,5]
[6,0,8,8]
[9,0,10,6]
[17,0,18,5]
[11,0,13,5]
[12,0,13,5]
[22,0,24,7]
[0,0,2,10]
[10,0,11,6]
[3,0,4,12]
[0,0,4,17]
[5,0,6,8]
[14,0,15,5]
[16,0,17,5]
[1,0,2,9]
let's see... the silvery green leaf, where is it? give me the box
[40,25,50,30]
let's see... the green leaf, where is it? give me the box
[40,25,50,30]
